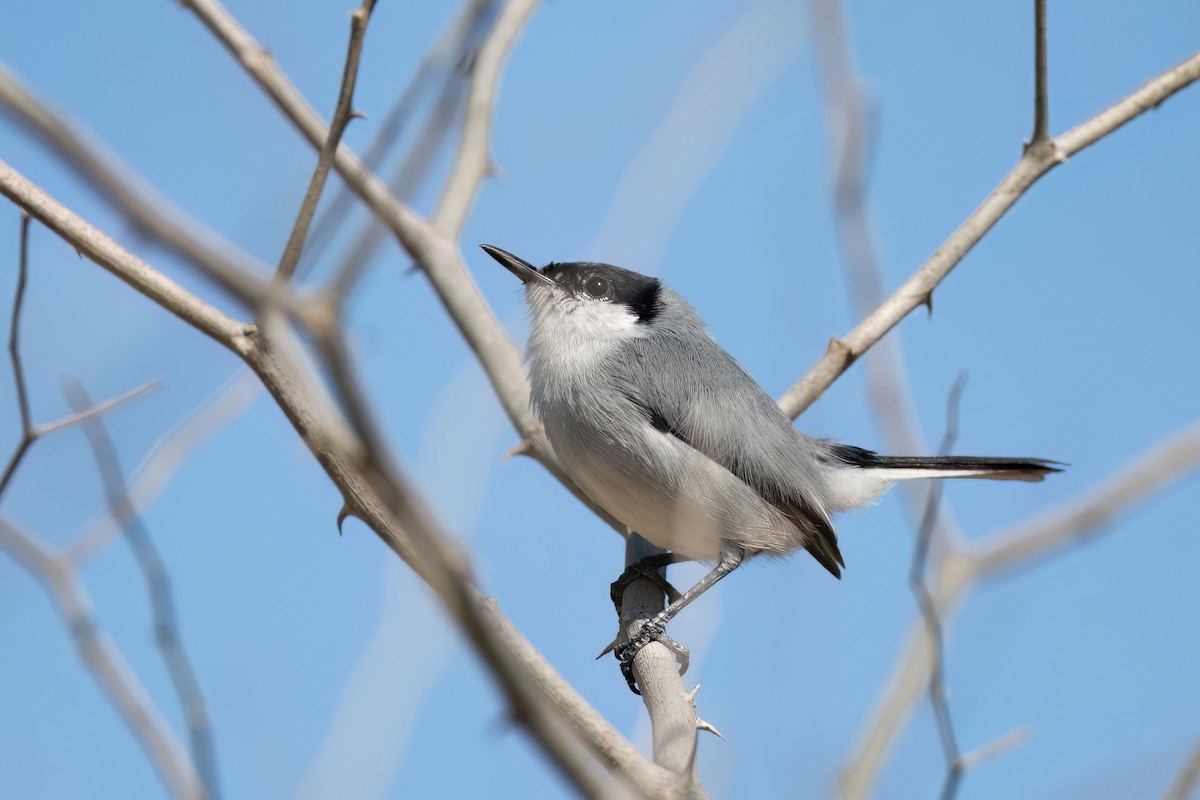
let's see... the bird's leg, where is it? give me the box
[614,546,745,694]
[597,551,688,663]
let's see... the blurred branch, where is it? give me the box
[0,214,198,797]
[808,0,964,548]
[0,64,270,301]
[69,370,261,566]
[64,378,220,800]
[328,51,470,297]
[432,0,536,235]
[1,213,160,498]
[0,145,684,799]
[839,425,1200,798]
[1166,737,1200,800]
[302,0,496,276]
[907,380,1030,798]
[275,0,375,283]
[779,49,1200,418]
[0,518,203,799]
[909,378,966,800]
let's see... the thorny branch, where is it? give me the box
[2,2,1199,796]
[64,378,221,800]
[778,49,1200,419]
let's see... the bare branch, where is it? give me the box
[1029,0,1051,145]
[275,0,376,283]
[0,64,271,300]
[779,50,1200,419]
[1165,737,1200,800]
[433,0,539,235]
[0,518,204,799]
[64,378,221,800]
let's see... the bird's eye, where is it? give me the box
[583,275,611,299]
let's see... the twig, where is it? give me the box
[301,0,496,277]
[908,376,967,800]
[779,50,1200,419]
[64,378,221,800]
[0,518,203,799]
[275,0,376,283]
[1165,737,1200,800]
[0,64,271,301]
[839,425,1200,798]
[0,215,160,499]
[1030,0,1051,146]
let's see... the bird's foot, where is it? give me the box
[613,619,689,695]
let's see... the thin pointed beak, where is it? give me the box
[480,244,553,286]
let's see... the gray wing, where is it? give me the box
[616,311,845,577]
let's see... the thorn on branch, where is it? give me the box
[337,504,355,534]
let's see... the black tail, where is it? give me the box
[828,444,1064,482]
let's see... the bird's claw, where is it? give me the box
[613,620,690,695]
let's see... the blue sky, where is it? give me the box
[1,1,1199,798]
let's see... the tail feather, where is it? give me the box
[827,444,1064,482]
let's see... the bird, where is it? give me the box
[482,244,1061,692]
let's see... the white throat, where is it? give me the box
[526,285,646,403]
